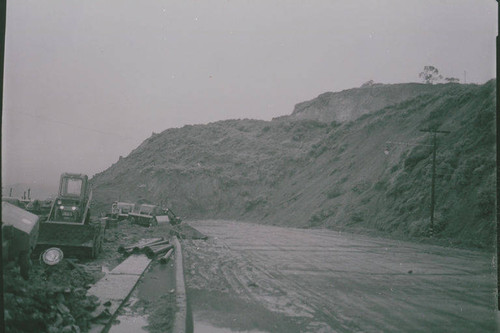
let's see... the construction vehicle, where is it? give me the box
[2,202,41,279]
[129,204,182,227]
[108,201,135,221]
[34,173,105,258]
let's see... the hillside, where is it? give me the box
[91,81,496,249]
[286,82,445,123]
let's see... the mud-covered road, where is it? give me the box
[182,220,496,333]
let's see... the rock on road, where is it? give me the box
[182,220,497,333]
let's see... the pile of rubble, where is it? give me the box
[2,221,187,332]
[3,261,100,333]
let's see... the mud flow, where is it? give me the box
[183,220,497,333]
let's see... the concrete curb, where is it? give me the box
[172,236,188,333]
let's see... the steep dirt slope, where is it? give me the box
[286,83,446,123]
[263,81,495,248]
[91,118,321,217]
[91,81,495,249]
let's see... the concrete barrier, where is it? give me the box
[172,236,188,333]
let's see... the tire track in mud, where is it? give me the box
[240,237,363,332]
[185,220,496,333]
[189,222,396,331]
[247,233,495,333]
[188,226,353,331]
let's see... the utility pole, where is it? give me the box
[419,129,450,237]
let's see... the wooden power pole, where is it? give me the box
[420,129,450,237]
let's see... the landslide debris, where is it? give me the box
[91,80,496,249]
[2,217,201,333]
[3,260,98,333]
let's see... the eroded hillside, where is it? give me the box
[91,81,496,249]
[286,82,446,123]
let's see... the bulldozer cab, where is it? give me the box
[59,173,88,199]
[47,173,91,224]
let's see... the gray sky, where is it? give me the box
[2,0,497,189]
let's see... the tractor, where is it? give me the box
[34,173,105,258]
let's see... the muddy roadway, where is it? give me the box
[182,220,497,333]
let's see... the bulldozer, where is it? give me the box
[34,173,105,258]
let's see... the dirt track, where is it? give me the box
[182,220,496,333]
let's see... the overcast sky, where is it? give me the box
[2,0,497,189]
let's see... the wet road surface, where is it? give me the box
[183,220,497,333]
[109,261,177,333]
